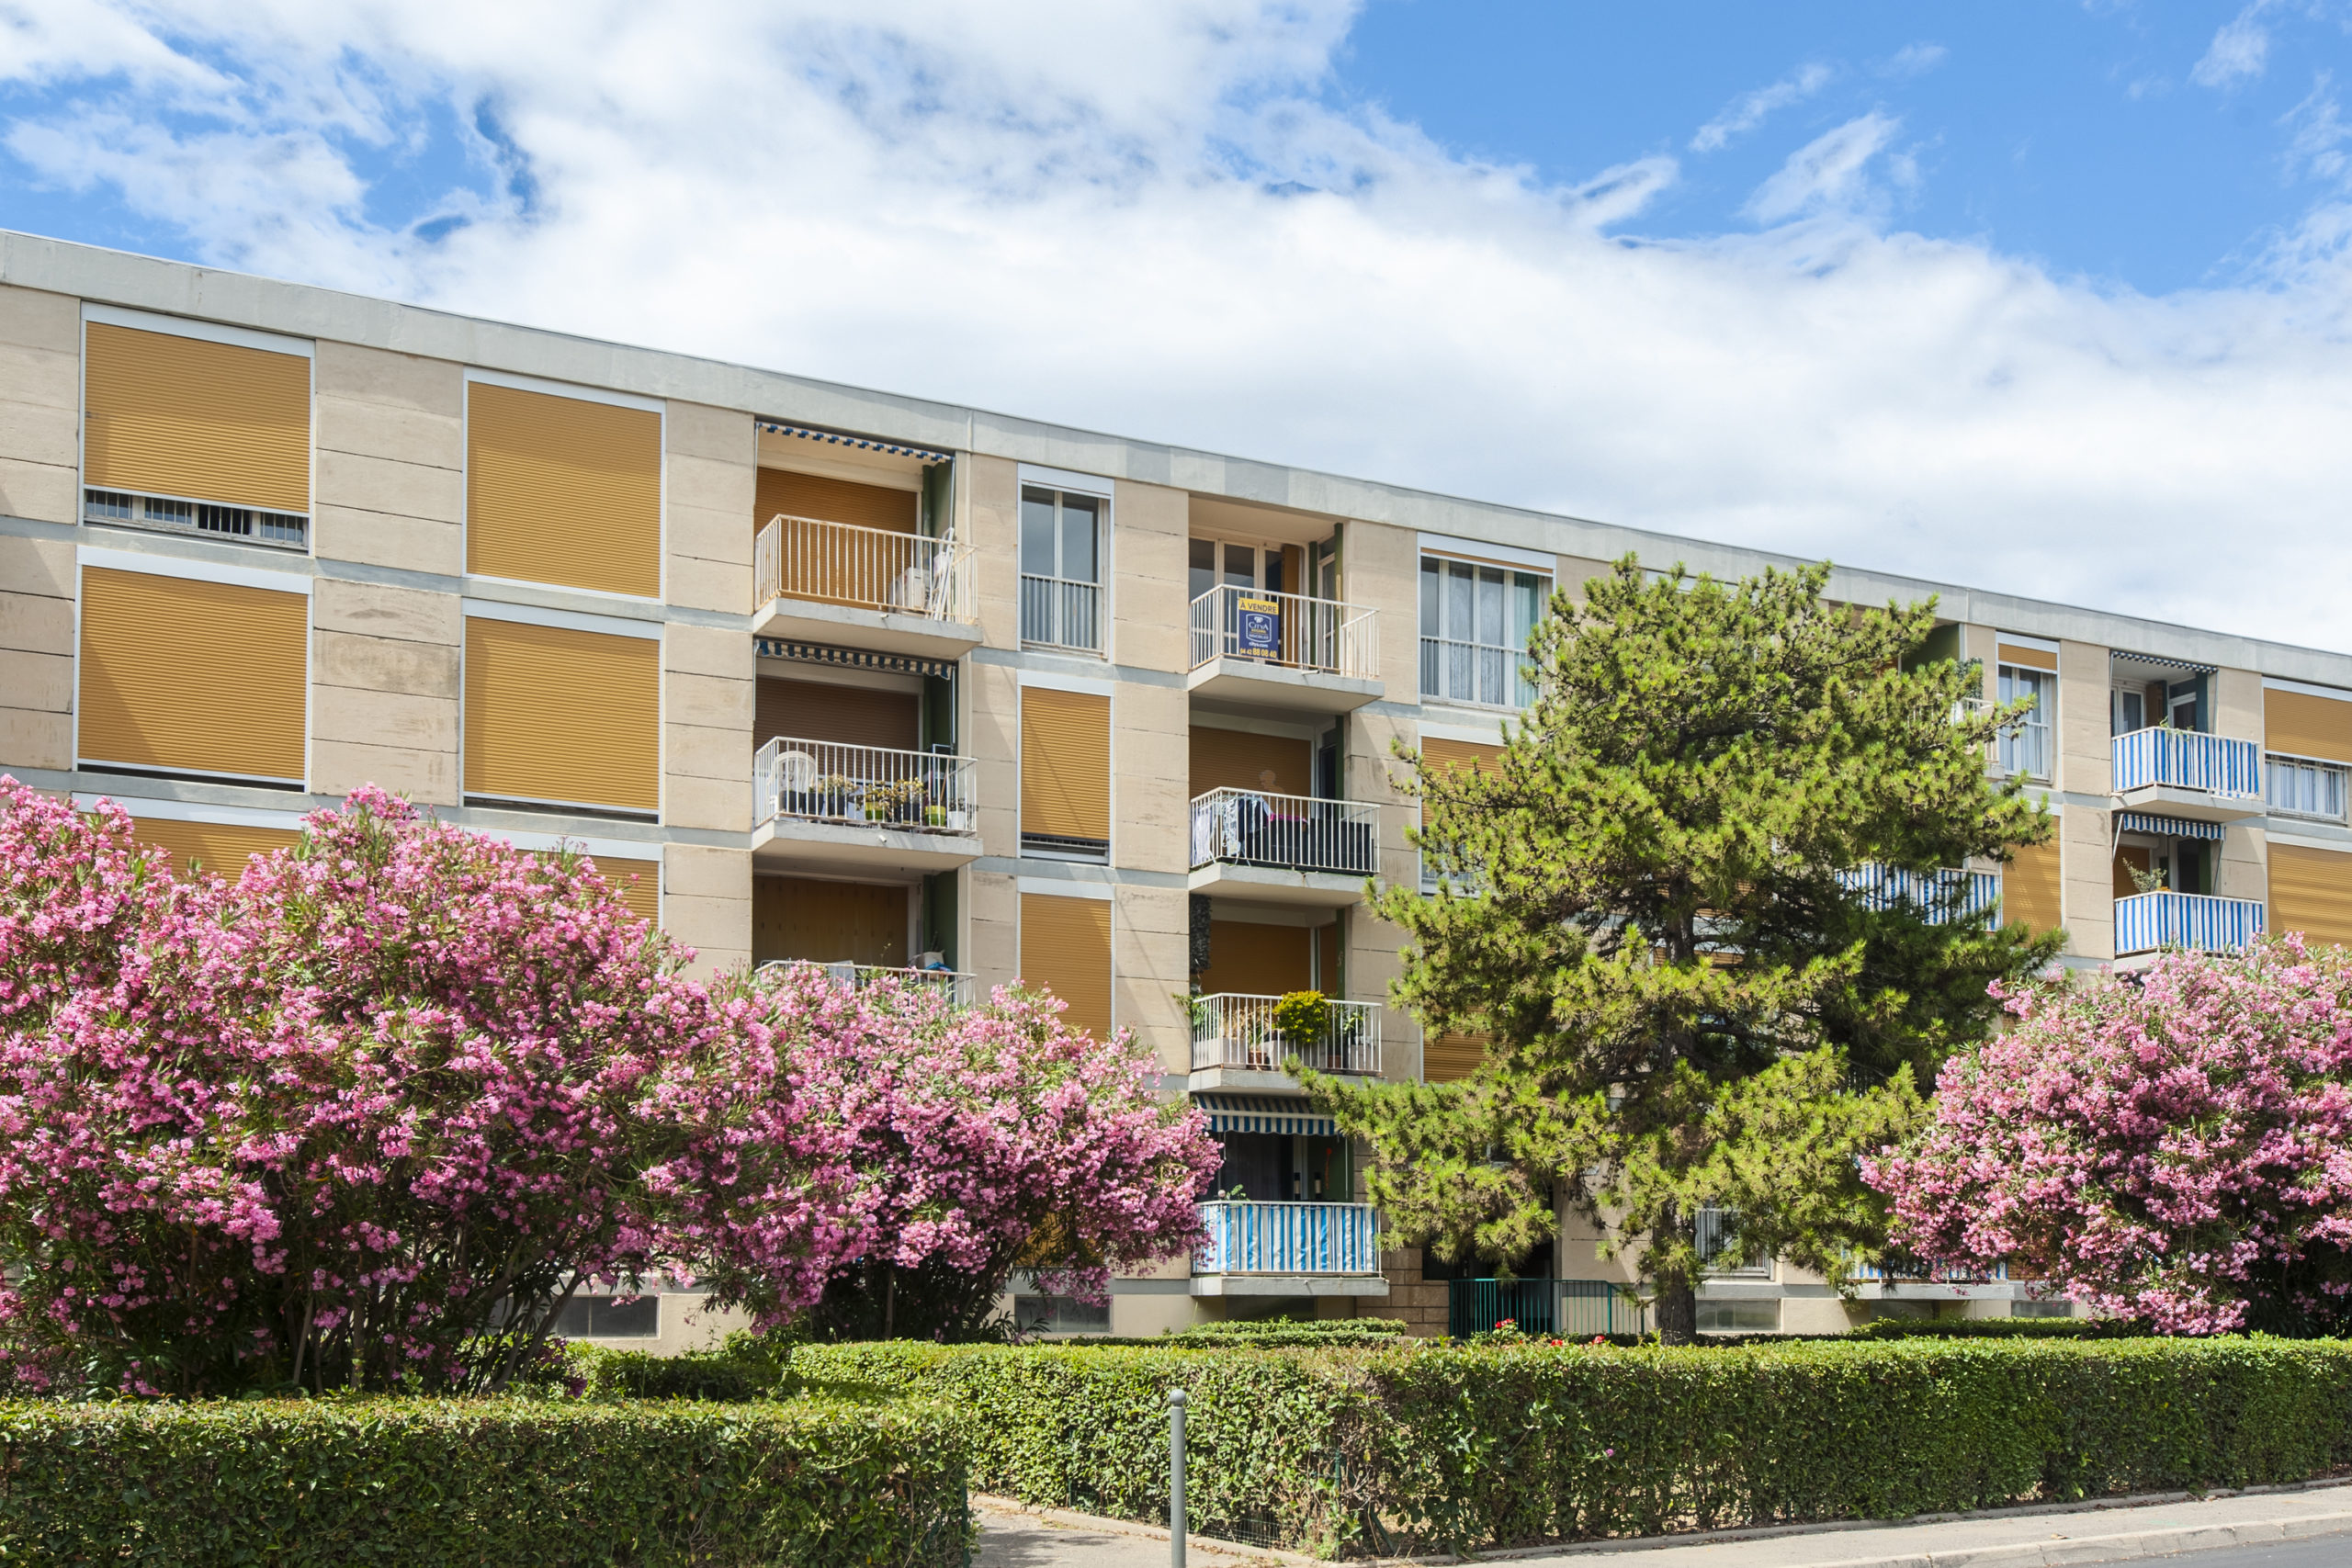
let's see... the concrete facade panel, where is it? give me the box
[662,842,751,902]
[967,454,1019,652]
[316,447,463,526]
[1112,479,1187,675]
[0,707,69,772]
[0,587,71,655]
[662,553,746,615]
[311,738,458,805]
[664,669,753,731]
[1349,519,1420,696]
[665,400,751,466]
[314,392,462,470]
[312,339,463,416]
[311,684,458,750]
[0,457,76,525]
[313,627,459,699]
[0,648,70,714]
[1114,883,1188,1076]
[2056,639,2108,798]
[313,506,463,577]
[968,867,1018,995]
[2059,806,2112,962]
[661,771,749,833]
[0,284,79,354]
[662,622,753,681]
[0,535,72,598]
[0,394,77,469]
[669,502,754,569]
[664,721,747,784]
[312,577,461,647]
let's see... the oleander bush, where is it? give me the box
[796,1335,2352,1558]
[0,1394,967,1566]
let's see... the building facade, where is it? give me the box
[5,232,2352,1340]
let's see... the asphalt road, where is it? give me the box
[2138,1538,2352,1566]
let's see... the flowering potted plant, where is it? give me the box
[1272,989,1330,1044]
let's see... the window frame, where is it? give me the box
[1018,481,1110,655]
[1996,662,2055,783]
[2266,751,2350,824]
[1418,553,1550,711]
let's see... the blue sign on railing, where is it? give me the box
[1236,596,1282,655]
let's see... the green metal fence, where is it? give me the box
[1446,1278,1646,1339]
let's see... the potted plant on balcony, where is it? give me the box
[817,773,856,819]
[1272,989,1330,1049]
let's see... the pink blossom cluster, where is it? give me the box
[1865,937,2352,1334]
[0,779,1217,1393]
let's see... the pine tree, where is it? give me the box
[1306,558,2061,1342]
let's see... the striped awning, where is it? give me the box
[758,421,951,466]
[755,638,956,682]
[2115,810,2226,842]
[2113,649,2217,676]
[1193,1094,1336,1137]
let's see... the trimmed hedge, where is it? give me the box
[0,1395,967,1566]
[559,1337,794,1402]
[1843,1316,2141,1341]
[797,1336,2352,1558]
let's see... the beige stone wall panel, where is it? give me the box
[316,448,463,527]
[2213,666,2263,743]
[311,578,460,647]
[0,588,71,656]
[1346,520,1420,697]
[2059,807,2112,961]
[312,340,462,417]
[1111,681,1187,875]
[664,400,750,465]
[0,649,70,715]
[0,285,78,355]
[0,708,69,771]
[659,772,749,834]
[311,684,457,751]
[967,867,1019,997]
[660,555,745,615]
[1113,883,1188,1075]
[310,738,458,805]
[311,507,462,578]
[2056,638,2108,797]
[0,535,72,598]
[970,661,1020,857]
[663,670,753,731]
[0,389,77,469]
[314,395,462,471]
[664,722,747,785]
[662,623,752,682]
[967,455,1019,651]
[1111,479,1187,675]
[662,843,751,903]
[0,458,75,526]
[313,628,458,700]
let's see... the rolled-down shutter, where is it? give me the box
[84,322,311,513]
[78,567,308,783]
[755,468,917,533]
[132,818,299,881]
[463,616,659,813]
[467,381,662,598]
[2269,845,2352,951]
[1021,687,1110,843]
[1419,737,1501,830]
[1996,642,2058,672]
[2266,690,2352,765]
[2001,835,2064,935]
[590,855,661,925]
[1423,1032,1488,1084]
[755,677,919,751]
[1194,919,1311,998]
[1190,727,1312,797]
[1020,892,1113,1041]
[752,875,908,967]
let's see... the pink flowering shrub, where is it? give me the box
[0,780,862,1395]
[1865,937,2352,1335]
[742,964,1222,1340]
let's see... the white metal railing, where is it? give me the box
[1189,789,1379,877]
[1196,1201,1380,1275]
[755,514,975,622]
[756,958,976,1009]
[1189,994,1379,1076]
[1849,1256,2010,1283]
[1187,583,1376,680]
[2114,890,2265,956]
[1419,637,1535,709]
[1020,573,1102,652]
[2111,728,2261,798]
[753,736,977,834]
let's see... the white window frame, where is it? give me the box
[1996,662,2054,782]
[1419,552,1551,711]
[2265,752,2349,824]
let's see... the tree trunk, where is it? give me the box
[1654,1278,1699,1345]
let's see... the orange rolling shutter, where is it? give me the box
[78,567,308,783]
[1193,919,1311,998]
[467,381,662,597]
[1996,641,2058,672]
[84,322,311,513]
[1423,1032,1488,1084]
[755,468,916,534]
[590,855,661,925]
[2265,689,2352,765]
[463,616,659,813]
[1419,737,1501,828]
[1189,727,1312,796]
[131,818,299,882]
[2269,845,2352,951]
[1021,687,1110,843]
[2001,835,2064,935]
[1020,893,1113,1040]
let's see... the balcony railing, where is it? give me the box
[1189,993,1380,1075]
[1446,1279,1647,1339]
[1196,1201,1379,1276]
[2114,889,2265,955]
[756,958,976,1010]
[1848,1256,2009,1283]
[2112,727,2261,798]
[1189,789,1379,877]
[753,736,977,834]
[755,514,975,622]
[1020,574,1102,652]
[1188,583,1376,680]
[1841,864,2001,927]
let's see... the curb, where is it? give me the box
[973,1479,2352,1566]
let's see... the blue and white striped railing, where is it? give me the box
[1196,1201,1380,1276]
[2111,728,2261,797]
[2114,890,2265,955]
[1841,865,2001,927]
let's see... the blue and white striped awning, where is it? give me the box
[1193,1095,1336,1137]
[2114,810,2226,842]
[758,421,951,465]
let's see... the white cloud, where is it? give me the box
[1880,43,1947,78]
[7,3,2352,654]
[1691,62,1835,153]
[2192,3,2275,89]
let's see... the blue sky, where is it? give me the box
[5,1,2352,649]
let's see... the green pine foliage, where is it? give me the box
[1311,558,2062,1337]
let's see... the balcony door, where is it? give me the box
[753,875,910,968]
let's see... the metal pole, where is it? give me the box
[1168,1387,1188,1568]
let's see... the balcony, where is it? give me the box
[1841,864,2000,927]
[1190,994,1380,1081]
[1187,788,1380,905]
[1446,1279,1647,1338]
[753,514,980,658]
[752,736,982,873]
[755,958,977,1010]
[1020,573,1102,655]
[1848,1254,2021,1301]
[2114,889,2264,956]
[1186,584,1379,712]
[2110,728,2263,822]
[1192,1201,1386,1296]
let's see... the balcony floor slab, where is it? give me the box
[752,817,982,874]
[2110,784,2265,823]
[1185,658,1380,714]
[1189,1274,1391,1297]
[754,598,983,659]
[1185,862,1369,906]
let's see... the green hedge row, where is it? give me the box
[796,1336,2352,1558]
[0,1395,967,1566]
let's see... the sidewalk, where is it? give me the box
[972,1479,2352,1568]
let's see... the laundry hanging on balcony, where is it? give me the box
[2113,810,2226,842]
[1192,1095,1337,1138]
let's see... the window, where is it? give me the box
[2267,755,2348,823]
[467,378,662,598]
[1018,893,1113,1041]
[1019,687,1111,860]
[130,817,300,879]
[1997,664,2053,780]
[1012,1295,1111,1335]
[2012,1298,2073,1320]
[1419,557,1546,707]
[1020,486,1102,651]
[463,613,661,818]
[554,1292,660,1337]
[82,319,313,552]
[1695,1298,1779,1333]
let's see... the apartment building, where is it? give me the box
[5,231,2352,1341]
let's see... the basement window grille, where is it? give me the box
[85,487,308,552]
